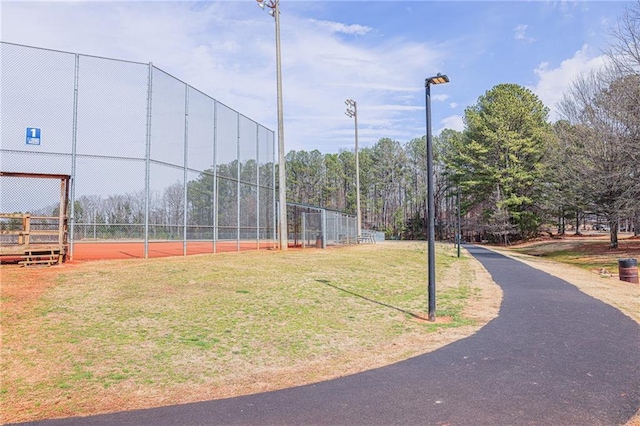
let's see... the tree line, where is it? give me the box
[283,2,640,247]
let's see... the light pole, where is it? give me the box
[345,99,361,241]
[457,186,461,258]
[257,0,287,250]
[425,73,449,322]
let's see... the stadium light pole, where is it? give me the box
[425,73,449,322]
[345,99,361,241]
[257,0,287,250]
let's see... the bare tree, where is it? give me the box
[606,2,640,235]
[606,0,640,76]
[558,69,638,248]
[163,181,184,230]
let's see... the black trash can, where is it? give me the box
[618,258,638,284]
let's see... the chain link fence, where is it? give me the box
[287,203,357,248]
[0,42,276,258]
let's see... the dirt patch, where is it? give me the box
[0,264,70,317]
[509,233,640,253]
[411,315,452,324]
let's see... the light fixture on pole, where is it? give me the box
[425,73,449,322]
[345,99,361,241]
[257,0,288,251]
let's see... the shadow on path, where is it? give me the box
[19,245,640,426]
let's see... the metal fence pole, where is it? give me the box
[213,100,218,253]
[183,86,189,256]
[256,122,260,249]
[322,208,327,249]
[69,53,80,260]
[273,135,277,246]
[236,111,241,252]
[302,212,306,249]
[144,63,153,259]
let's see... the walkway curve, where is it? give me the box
[19,245,640,425]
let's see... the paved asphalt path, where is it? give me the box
[19,245,639,425]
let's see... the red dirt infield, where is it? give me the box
[69,241,279,261]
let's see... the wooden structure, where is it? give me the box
[0,172,70,266]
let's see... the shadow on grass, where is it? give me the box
[315,279,428,321]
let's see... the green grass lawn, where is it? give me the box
[2,241,482,422]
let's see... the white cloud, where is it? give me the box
[530,45,607,121]
[437,115,464,134]
[514,24,536,43]
[449,102,459,108]
[432,94,450,102]
[366,105,425,112]
[308,19,373,36]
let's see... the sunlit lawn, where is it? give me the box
[1,241,480,422]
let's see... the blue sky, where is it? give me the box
[1,1,631,154]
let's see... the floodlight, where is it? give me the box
[426,73,450,86]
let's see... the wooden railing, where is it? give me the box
[0,213,68,246]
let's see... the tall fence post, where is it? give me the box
[273,135,277,246]
[236,111,241,252]
[213,100,218,253]
[183,85,189,256]
[256,122,260,249]
[322,209,327,249]
[302,212,306,249]
[69,53,80,260]
[144,63,153,259]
